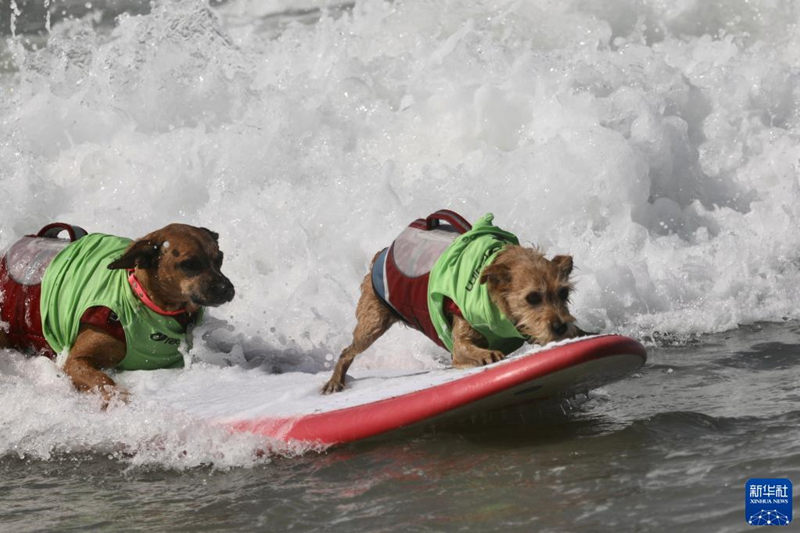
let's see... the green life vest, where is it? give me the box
[427,213,526,354]
[40,233,195,370]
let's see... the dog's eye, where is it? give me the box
[526,292,542,306]
[558,287,570,301]
[179,257,204,274]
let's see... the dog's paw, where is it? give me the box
[481,350,505,365]
[321,379,345,395]
[452,349,505,368]
[98,384,130,410]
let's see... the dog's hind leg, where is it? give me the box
[322,269,398,394]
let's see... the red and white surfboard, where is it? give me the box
[221,335,646,446]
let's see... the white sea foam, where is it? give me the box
[0,0,799,465]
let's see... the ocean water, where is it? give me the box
[1,0,799,530]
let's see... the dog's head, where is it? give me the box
[480,245,577,345]
[108,224,235,312]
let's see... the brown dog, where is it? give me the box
[322,212,581,393]
[0,223,234,405]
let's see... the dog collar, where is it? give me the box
[127,270,186,316]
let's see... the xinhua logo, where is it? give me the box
[746,478,792,526]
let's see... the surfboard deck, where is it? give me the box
[218,335,647,445]
[117,335,645,447]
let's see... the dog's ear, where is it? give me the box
[480,262,512,292]
[551,255,573,279]
[201,227,219,242]
[107,240,161,270]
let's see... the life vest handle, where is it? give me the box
[425,210,472,234]
[36,223,88,242]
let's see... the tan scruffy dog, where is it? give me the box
[322,210,581,394]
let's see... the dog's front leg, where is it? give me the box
[63,325,128,408]
[450,314,505,368]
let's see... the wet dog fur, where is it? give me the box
[322,244,580,394]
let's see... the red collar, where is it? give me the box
[127,270,187,316]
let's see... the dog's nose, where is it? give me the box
[551,321,568,336]
[213,278,235,302]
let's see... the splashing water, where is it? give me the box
[0,0,799,466]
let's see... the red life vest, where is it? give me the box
[0,223,87,357]
[371,210,472,349]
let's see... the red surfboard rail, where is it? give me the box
[228,335,646,445]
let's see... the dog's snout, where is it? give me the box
[551,321,568,336]
[214,277,235,302]
[191,275,234,307]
